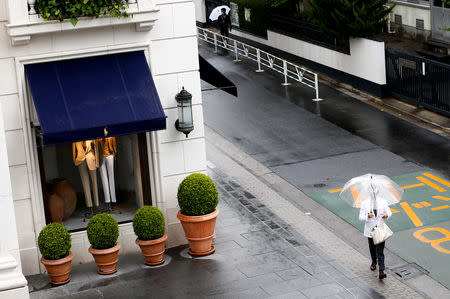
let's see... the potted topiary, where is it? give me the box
[177,173,219,256]
[37,223,73,285]
[86,213,120,275]
[133,206,167,266]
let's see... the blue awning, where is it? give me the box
[25,51,166,146]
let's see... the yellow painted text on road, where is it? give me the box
[413,228,450,254]
[420,201,431,207]
[423,173,450,187]
[431,205,450,211]
[416,176,446,192]
[412,203,423,208]
[400,202,423,227]
[433,196,450,201]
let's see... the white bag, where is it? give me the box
[371,222,393,245]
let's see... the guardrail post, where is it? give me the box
[282,60,291,86]
[256,49,264,73]
[213,33,218,53]
[233,40,241,62]
[312,73,323,101]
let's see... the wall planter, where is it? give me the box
[87,213,120,275]
[37,223,73,285]
[177,173,219,256]
[133,206,167,266]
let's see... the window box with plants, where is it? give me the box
[177,173,219,256]
[87,213,120,275]
[133,206,168,266]
[38,223,73,285]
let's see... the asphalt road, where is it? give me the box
[199,42,450,289]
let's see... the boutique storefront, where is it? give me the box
[0,1,234,297]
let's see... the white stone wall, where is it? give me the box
[391,3,431,31]
[231,29,387,85]
[0,0,205,276]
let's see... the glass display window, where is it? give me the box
[35,132,152,232]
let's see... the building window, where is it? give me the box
[395,14,402,25]
[416,19,425,30]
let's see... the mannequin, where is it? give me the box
[72,140,100,218]
[98,137,118,212]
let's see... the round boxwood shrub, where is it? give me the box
[133,206,165,241]
[177,173,218,216]
[38,223,71,260]
[87,213,119,250]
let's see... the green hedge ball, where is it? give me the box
[87,213,119,250]
[177,173,218,216]
[133,206,165,241]
[38,223,71,260]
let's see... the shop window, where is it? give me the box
[35,131,151,232]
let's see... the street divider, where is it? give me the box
[197,27,322,102]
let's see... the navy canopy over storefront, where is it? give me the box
[199,55,237,97]
[25,51,166,146]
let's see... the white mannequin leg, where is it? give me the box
[100,160,111,203]
[78,161,93,208]
[105,155,116,203]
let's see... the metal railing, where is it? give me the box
[197,27,322,101]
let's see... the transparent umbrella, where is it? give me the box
[209,5,231,21]
[339,173,403,208]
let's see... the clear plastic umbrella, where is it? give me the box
[209,5,231,21]
[339,173,403,208]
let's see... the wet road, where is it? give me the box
[200,43,449,193]
[200,41,450,289]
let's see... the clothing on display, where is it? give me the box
[98,137,117,204]
[73,140,100,208]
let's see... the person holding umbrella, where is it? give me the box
[339,174,402,280]
[218,7,232,37]
[358,184,392,280]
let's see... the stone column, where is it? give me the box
[0,105,29,298]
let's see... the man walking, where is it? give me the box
[218,8,232,37]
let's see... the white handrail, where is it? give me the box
[197,27,322,101]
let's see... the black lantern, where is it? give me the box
[175,87,194,137]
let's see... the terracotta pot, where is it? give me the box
[52,179,77,220]
[177,209,219,256]
[40,252,74,286]
[136,234,167,266]
[88,243,121,275]
[47,192,64,223]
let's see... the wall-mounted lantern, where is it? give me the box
[175,87,194,138]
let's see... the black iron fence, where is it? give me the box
[269,14,350,54]
[385,48,450,117]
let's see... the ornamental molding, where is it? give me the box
[6,8,159,46]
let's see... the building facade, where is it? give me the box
[0,0,206,296]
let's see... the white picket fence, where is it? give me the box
[197,27,322,101]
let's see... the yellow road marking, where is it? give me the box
[390,208,400,213]
[328,188,342,193]
[416,176,446,192]
[431,205,450,211]
[413,228,450,254]
[401,183,425,189]
[423,173,450,187]
[420,201,431,207]
[400,202,423,227]
[412,203,423,208]
[433,196,450,201]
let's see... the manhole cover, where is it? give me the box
[391,263,428,280]
[313,183,326,188]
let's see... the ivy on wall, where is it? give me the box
[36,0,130,27]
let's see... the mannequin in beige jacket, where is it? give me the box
[73,140,100,215]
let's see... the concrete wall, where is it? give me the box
[0,0,206,276]
[391,3,431,30]
[231,29,387,85]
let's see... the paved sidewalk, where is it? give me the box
[28,158,389,298]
